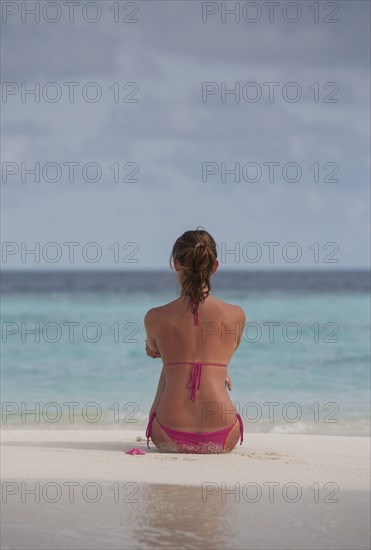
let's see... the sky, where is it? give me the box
[1,0,370,270]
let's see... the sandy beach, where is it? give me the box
[1,429,370,549]
[1,429,370,488]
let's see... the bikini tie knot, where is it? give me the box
[187,362,202,401]
[193,308,199,326]
[145,411,156,449]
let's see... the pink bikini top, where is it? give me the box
[163,360,227,401]
[163,298,227,401]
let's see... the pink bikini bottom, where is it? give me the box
[146,411,244,453]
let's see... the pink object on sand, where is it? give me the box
[125,447,146,455]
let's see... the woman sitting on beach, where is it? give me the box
[145,228,246,453]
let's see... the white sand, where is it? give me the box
[2,430,370,549]
[1,429,369,489]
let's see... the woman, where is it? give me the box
[145,228,246,453]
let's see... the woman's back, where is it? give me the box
[147,294,245,430]
[149,294,244,365]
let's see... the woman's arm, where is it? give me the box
[149,366,166,416]
[235,307,246,351]
[144,309,165,415]
[146,340,161,358]
[144,309,161,358]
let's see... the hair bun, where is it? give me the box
[194,242,205,249]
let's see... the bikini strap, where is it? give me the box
[163,362,227,367]
[193,307,199,326]
[163,361,227,401]
[187,361,202,401]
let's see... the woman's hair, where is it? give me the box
[169,227,218,315]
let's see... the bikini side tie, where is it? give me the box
[146,411,156,449]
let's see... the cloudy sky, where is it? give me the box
[1,0,370,270]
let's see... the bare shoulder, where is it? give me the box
[144,300,176,325]
[232,304,246,322]
[144,307,159,327]
[213,296,246,323]
[229,304,246,328]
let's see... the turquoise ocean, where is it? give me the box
[1,270,370,435]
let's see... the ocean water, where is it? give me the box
[1,270,370,435]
